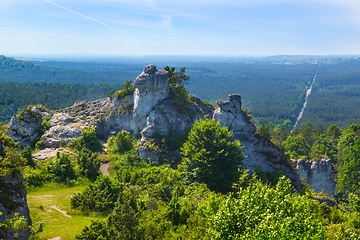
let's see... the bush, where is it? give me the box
[107,130,134,154]
[48,153,76,182]
[77,147,100,180]
[110,80,135,100]
[70,126,102,152]
[71,175,121,212]
[23,166,53,188]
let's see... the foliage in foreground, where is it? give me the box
[77,169,354,239]
[73,119,360,239]
[0,123,29,238]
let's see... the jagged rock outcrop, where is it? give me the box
[8,64,301,189]
[131,64,170,135]
[0,174,31,240]
[214,94,301,190]
[37,64,171,148]
[214,94,256,133]
[7,106,52,149]
[137,97,213,165]
[43,98,110,148]
[294,159,336,197]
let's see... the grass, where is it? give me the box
[27,183,106,239]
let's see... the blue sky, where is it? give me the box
[1,0,360,56]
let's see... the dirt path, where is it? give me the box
[100,161,111,175]
[50,205,71,218]
[48,237,61,240]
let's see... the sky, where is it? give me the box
[1,0,360,57]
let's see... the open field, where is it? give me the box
[27,184,105,240]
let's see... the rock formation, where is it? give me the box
[130,64,170,135]
[294,158,336,197]
[214,94,301,190]
[0,174,31,239]
[7,106,52,149]
[8,64,301,189]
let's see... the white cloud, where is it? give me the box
[157,14,176,32]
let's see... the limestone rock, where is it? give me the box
[294,159,336,197]
[131,64,169,135]
[138,97,213,165]
[213,94,256,133]
[141,98,213,139]
[7,106,52,149]
[214,94,300,190]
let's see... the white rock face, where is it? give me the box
[42,99,112,148]
[7,106,51,148]
[130,64,169,135]
[213,94,256,133]
[294,159,336,197]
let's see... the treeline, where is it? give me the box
[0,82,122,123]
[0,55,138,84]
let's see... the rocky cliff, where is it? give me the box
[8,64,301,189]
[294,159,336,197]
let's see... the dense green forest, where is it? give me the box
[301,59,360,128]
[185,61,318,125]
[0,55,138,84]
[1,55,360,129]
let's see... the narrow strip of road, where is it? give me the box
[292,62,320,131]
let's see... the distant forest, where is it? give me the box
[1,55,360,129]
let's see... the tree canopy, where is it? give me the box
[180,118,244,193]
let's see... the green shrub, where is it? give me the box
[71,175,121,212]
[70,126,102,152]
[110,80,135,100]
[23,166,53,188]
[107,130,135,154]
[180,118,244,193]
[35,140,45,150]
[48,153,76,182]
[77,147,100,181]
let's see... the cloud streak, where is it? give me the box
[45,0,132,37]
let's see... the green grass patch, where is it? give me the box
[27,184,106,239]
